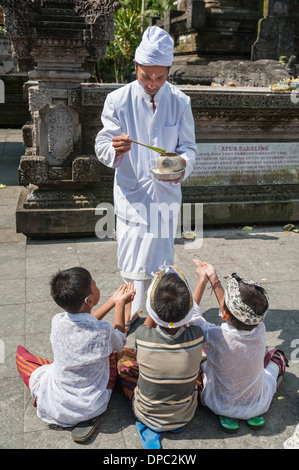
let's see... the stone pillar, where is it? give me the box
[0,0,120,237]
[251,0,296,60]
[155,0,298,85]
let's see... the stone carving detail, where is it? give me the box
[28,87,52,113]
[75,0,121,23]
[1,0,120,72]
[82,89,109,106]
[1,1,31,37]
[2,1,121,235]
[72,155,101,182]
[25,188,97,209]
[48,167,72,181]
[68,90,82,109]
[48,106,74,163]
[22,123,34,148]
[1,0,35,70]
[31,38,88,65]
[189,91,298,109]
[75,0,121,63]
[18,155,49,186]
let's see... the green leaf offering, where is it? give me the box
[131,139,165,154]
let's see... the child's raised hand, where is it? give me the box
[193,259,208,282]
[193,259,217,281]
[201,262,217,280]
[113,283,136,305]
[124,282,136,303]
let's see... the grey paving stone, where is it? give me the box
[0,129,298,451]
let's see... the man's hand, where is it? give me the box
[112,132,132,157]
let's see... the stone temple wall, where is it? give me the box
[1,0,297,236]
[151,0,299,86]
[17,83,299,236]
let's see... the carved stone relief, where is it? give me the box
[75,0,121,23]
[68,89,82,110]
[72,155,101,182]
[48,106,74,164]
[18,155,49,186]
[188,90,298,109]
[24,187,97,209]
[28,86,52,113]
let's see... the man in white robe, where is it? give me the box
[95,26,197,330]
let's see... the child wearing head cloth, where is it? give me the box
[117,265,206,449]
[193,259,289,432]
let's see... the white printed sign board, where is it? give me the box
[184,142,299,186]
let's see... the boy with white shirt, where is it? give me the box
[16,267,135,442]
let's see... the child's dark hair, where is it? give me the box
[226,277,269,331]
[50,267,92,314]
[153,273,191,324]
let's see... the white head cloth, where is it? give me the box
[146,265,194,328]
[135,26,174,66]
[224,274,269,326]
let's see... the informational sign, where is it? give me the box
[184,142,299,185]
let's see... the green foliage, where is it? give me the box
[97,7,142,83]
[145,0,176,18]
[97,0,175,83]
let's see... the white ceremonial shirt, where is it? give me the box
[191,311,277,420]
[95,80,197,278]
[29,312,126,427]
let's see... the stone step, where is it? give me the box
[32,29,87,39]
[30,21,88,33]
[41,0,77,7]
[30,20,87,30]
[38,8,77,16]
[31,14,84,23]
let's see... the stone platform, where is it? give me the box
[16,84,299,236]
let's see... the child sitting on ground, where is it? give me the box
[16,267,135,442]
[117,265,206,449]
[193,259,288,432]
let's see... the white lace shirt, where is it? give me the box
[29,312,126,427]
[192,312,277,419]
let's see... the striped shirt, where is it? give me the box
[133,324,204,432]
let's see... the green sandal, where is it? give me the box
[219,416,239,432]
[246,415,265,429]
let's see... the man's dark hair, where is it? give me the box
[226,276,269,331]
[50,267,92,314]
[153,273,191,324]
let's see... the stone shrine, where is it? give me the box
[151,0,299,86]
[1,0,298,236]
[0,0,121,236]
